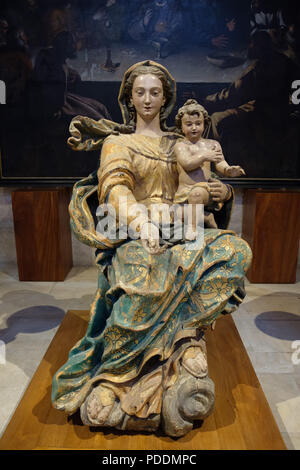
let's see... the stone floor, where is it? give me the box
[0,263,299,450]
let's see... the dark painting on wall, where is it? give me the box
[0,0,299,185]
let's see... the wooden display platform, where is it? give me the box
[0,310,286,450]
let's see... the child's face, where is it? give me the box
[181,112,205,143]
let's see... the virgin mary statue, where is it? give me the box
[51,60,252,437]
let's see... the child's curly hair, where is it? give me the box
[175,99,211,135]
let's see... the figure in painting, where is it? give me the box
[0,17,8,47]
[181,0,237,50]
[127,0,183,59]
[204,30,299,178]
[0,20,33,105]
[51,60,252,437]
[250,0,286,38]
[33,30,111,122]
[173,99,245,237]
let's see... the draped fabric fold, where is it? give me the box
[52,230,251,415]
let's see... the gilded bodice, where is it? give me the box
[97,133,180,206]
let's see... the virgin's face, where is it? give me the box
[131,74,166,122]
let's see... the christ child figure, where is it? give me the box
[174,99,245,239]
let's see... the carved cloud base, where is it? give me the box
[162,370,215,437]
[80,338,215,437]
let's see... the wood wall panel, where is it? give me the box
[12,188,73,281]
[242,190,300,283]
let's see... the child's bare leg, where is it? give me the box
[186,187,209,240]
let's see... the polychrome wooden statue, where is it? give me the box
[51,60,252,437]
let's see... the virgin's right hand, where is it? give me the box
[140,222,166,255]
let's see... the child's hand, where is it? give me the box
[225,166,246,177]
[202,148,223,163]
[205,153,223,163]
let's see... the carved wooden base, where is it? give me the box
[80,338,215,437]
[0,311,286,450]
[162,371,215,437]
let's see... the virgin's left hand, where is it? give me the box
[208,179,230,202]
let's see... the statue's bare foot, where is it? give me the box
[181,346,208,378]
